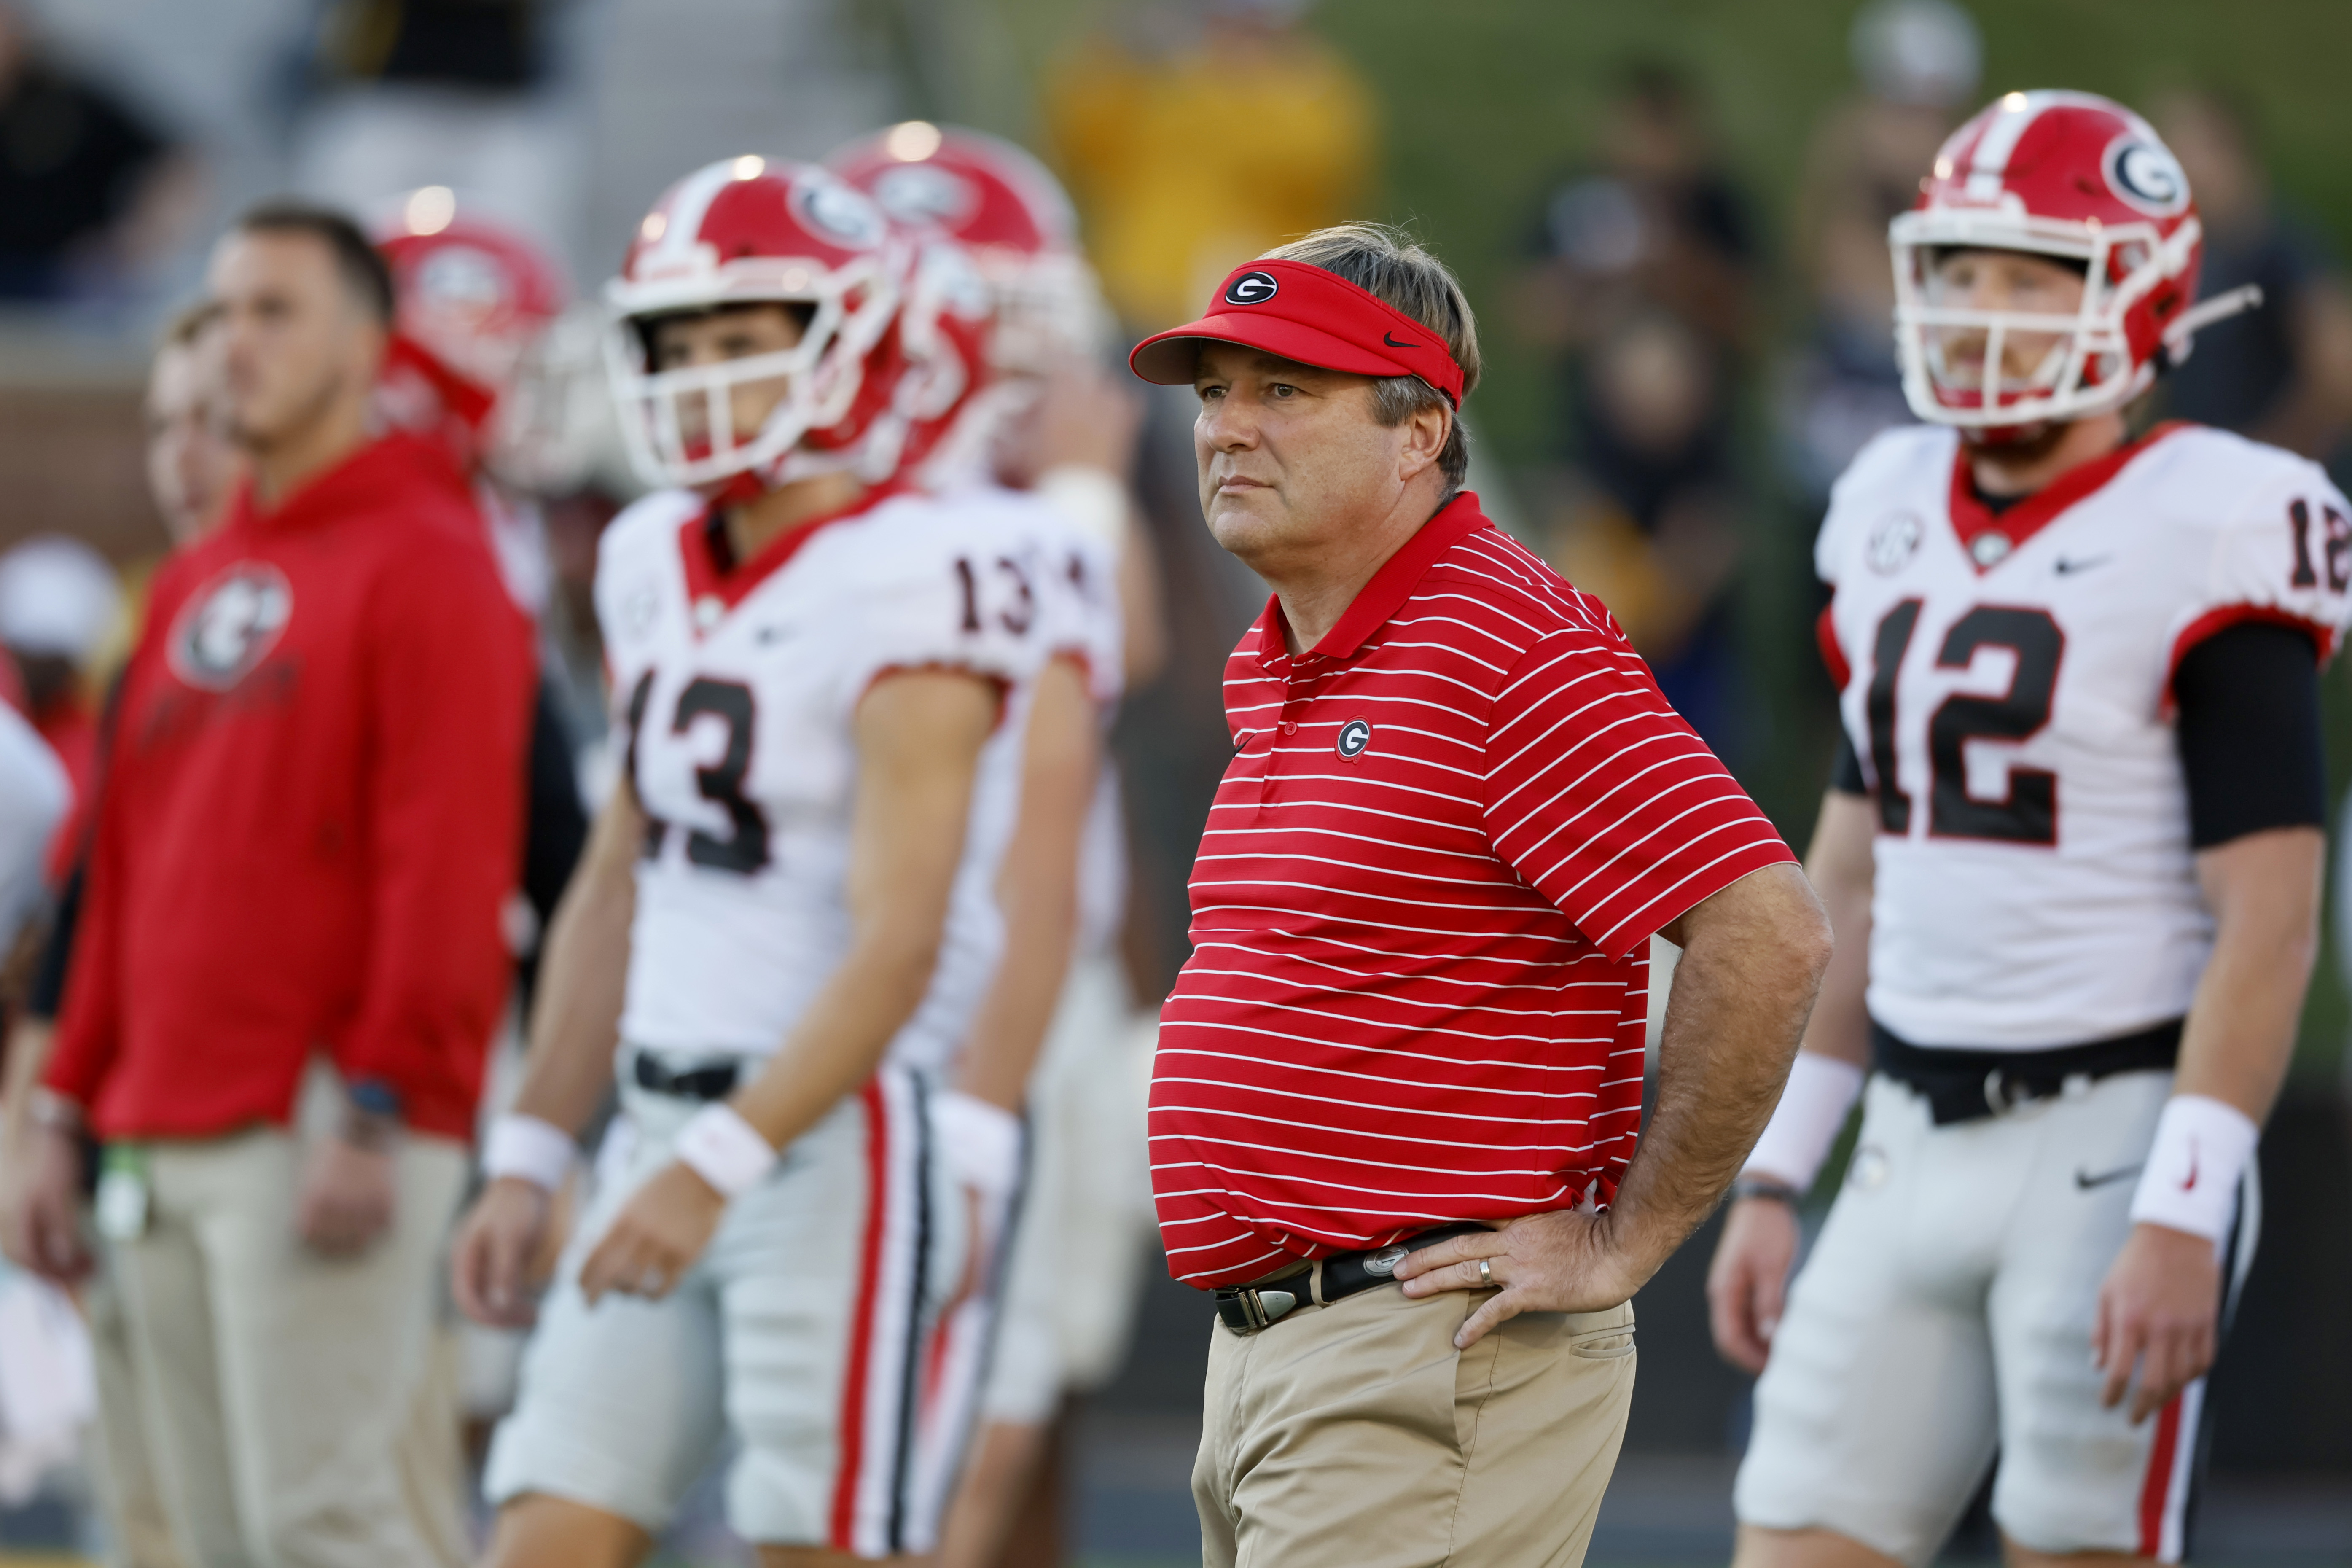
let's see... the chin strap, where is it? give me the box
[2162,283,2264,360]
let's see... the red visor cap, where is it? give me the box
[1128,258,1465,409]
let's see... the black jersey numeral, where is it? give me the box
[953,554,1038,636]
[1927,608,2064,843]
[626,674,771,874]
[2289,497,2352,593]
[624,670,670,858]
[672,678,769,873]
[1861,602,2065,846]
[1865,601,1922,834]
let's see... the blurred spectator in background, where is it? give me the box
[0,1,200,301]
[1515,62,1758,755]
[144,302,243,549]
[1778,0,1981,505]
[0,202,532,1567]
[1044,0,1376,334]
[2154,88,2352,465]
[0,300,236,1568]
[295,0,583,271]
[0,535,120,879]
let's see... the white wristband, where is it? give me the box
[481,1113,575,1194]
[1742,1052,1866,1191]
[675,1103,779,1200]
[935,1090,1025,1203]
[2128,1094,2257,1243]
[1036,464,1129,551]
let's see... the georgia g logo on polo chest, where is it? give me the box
[169,562,293,691]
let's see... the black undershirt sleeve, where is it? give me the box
[1830,726,1869,796]
[2172,620,2327,850]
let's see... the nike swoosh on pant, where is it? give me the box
[2075,1164,2143,1190]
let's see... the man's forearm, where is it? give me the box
[2173,828,2322,1125]
[0,1018,53,1156]
[507,800,642,1137]
[1614,863,1832,1274]
[957,661,1098,1110]
[729,933,942,1151]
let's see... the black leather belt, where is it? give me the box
[1872,1017,2181,1127]
[632,1052,741,1101]
[1212,1223,1489,1335]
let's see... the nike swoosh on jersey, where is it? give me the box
[2053,555,2112,574]
[755,624,798,644]
[2074,1163,2143,1190]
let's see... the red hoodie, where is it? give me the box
[45,433,533,1141]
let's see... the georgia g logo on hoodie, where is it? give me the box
[169,563,293,691]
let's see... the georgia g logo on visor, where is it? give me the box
[169,562,293,691]
[1223,270,1279,306]
[2104,137,2190,217]
[1336,718,1373,759]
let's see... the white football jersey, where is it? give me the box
[1819,422,2352,1050]
[596,484,1053,1073]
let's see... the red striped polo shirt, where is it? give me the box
[1150,492,1795,1288]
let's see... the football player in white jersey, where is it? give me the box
[1707,93,2349,1567]
[833,122,1167,1568]
[444,159,1052,1567]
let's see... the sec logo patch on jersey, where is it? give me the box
[1866,512,1924,575]
[169,563,293,691]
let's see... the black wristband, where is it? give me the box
[1730,1177,1804,1207]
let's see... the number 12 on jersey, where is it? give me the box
[1863,602,2064,845]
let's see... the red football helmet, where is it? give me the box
[604,158,912,492]
[1891,90,2256,430]
[830,121,1106,372]
[374,189,569,480]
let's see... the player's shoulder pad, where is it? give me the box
[592,489,699,654]
[1816,423,1957,586]
[597,489,702,581]
[2150,425,2352,651]
[806,488,1052,689]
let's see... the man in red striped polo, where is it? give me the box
[1127,223,1834,1566]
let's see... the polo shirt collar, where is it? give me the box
[1257,490,1485,667]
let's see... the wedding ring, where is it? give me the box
[638,1268,666,1295]
[1477,1257,1494,1288]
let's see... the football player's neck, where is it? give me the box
[1967,410,2129,500]
[724,468,867,564]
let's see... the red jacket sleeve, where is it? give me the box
[42,780,125,1109]
[39,585,177,1111]
[333,526,533,1138]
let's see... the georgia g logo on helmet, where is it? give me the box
[794,174,889,249]
[1224,270,1279,306]
[169,563,293,691]
[2104,136,2190,217]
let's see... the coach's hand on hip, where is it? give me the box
[1398,861,1832,1349]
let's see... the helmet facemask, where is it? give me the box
[1890,209,2200,430]
[604,255,900,493]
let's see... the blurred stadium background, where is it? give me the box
[0,0,2349,1563]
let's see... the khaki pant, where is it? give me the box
[102,1111,468,1568]
[86,1256,186,1568]
[1193,1281,1636,1568]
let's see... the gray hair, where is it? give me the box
[1261,223,1481,496]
